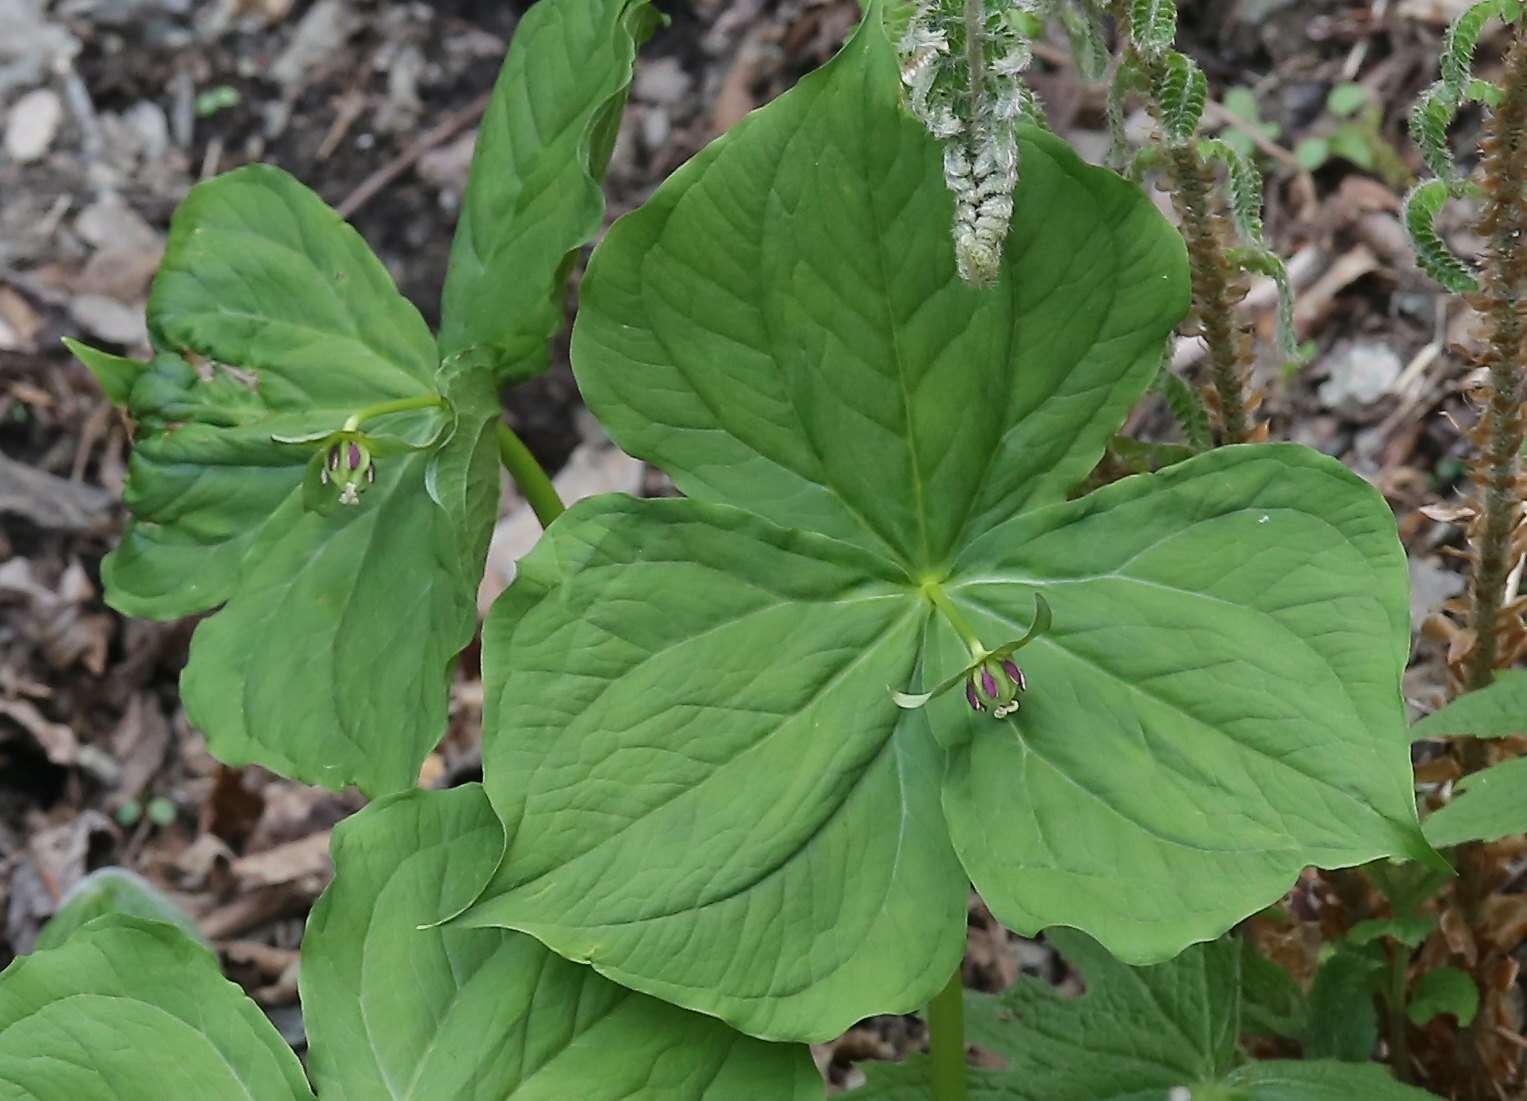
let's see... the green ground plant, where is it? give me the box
[6,1,1526,1100]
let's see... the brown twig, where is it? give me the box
[334,90,492,220]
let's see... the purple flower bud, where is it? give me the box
[347,442,362,469]
[966,681,983,712]
[328,445,341,471]
[1002,660,1026,693]
[980,667,998,700]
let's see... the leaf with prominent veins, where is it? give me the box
[572,19,1186,571]
[466,496,966,1042]
[841,930,1443,1101]
[302,786,821,1101]
[0,917,315,1100]
[936,445,1434,959]
[438,0,661,382]
[72,165,502,797]
[469,3,1433,1044]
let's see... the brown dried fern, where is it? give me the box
[1457,23,1527,692]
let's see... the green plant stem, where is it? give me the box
[1387,940,1412,1083]
[927,964,970,1101]
[924,583,985,658]
[496,422,565,529]
[341,392,445,431]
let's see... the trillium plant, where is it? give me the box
[17,0,1525,1099]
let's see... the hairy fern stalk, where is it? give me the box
[1402,11,1527,1094]
[1163,146,1262,444]
[1461,24,1527,688]
[1105,0,1295,446]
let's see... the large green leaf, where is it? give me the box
[437,0,660,382]
[938,446,1429,960]
[465,495,968,1042]
[469,5,1430,1043]
[34,867,205,953]
[302,785,821,1101]
[845,1061,1440,1101]
[72,166,502,797]
[571,16,1184,570]
[0,916,314,1100]
[964,930,1238,1094]
[1302,944,1381,1062]
[1406,966,1479,1027]
[1423,755,1527,847]
[1410,669,1527,740]
[147,167,438,404]
[841,932,1436,1101]
[1218,1061,1440,1100]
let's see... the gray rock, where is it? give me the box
[1318,341,1403,411]
[4,87,63,163]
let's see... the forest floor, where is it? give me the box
[0,0,1508,1089]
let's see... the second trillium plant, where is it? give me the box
[463,7,1433,1041]
[12,0,1440,1098]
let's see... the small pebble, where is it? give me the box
[4,87,64,164]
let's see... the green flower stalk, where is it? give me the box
[271,392,447,511]
[894,589,1051,719]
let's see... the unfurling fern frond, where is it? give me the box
[1412,81,1464,182]
[1126,144,1166,183]
[1443,0,1521,95]
[1231,248,1301,364]
[1194,141,1301,365]
[1198,139,1268,246]
[1152,51,1206,145]
[1151,345,1212,452]
[1058,0,1109,81]
[1408,2,1522,189]
[1468,77,1506,107]
[1129,0,1178,58]
[1405,179,1481,293]
[1107,59,1145,171]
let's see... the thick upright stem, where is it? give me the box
[927,964,970,1101]
[1446,30,1527,1101]
[1167,144,1254,444]
[1387,941,1412,1084]
[496,422,565,529]
[1465,24,1527,690]
[964,0,987,102]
